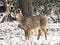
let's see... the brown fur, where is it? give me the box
[16,11,48,40]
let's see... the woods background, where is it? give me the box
[0,0,60,23]
[0,0,60,45]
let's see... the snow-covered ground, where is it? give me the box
[0,13,60,45]
[0,21,60,45]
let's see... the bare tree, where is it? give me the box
[4,0,10,13]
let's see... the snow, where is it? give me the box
[0,21,60,45]
[0,13,60,45]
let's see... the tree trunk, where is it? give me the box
[5,0,10,13]
[19,0,32,17]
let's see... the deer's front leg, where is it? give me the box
[25,30,30,40]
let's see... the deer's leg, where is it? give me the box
[42,27,47,40]
[25,30,30,40]
[37,29,41,40]
[25,32,27,40]
[27,31,29,40]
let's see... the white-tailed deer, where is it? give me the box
[16,10,48,40]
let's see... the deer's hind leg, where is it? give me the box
[42,27,47,40]
[37,29,41,40]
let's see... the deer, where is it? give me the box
[16,10,48,40]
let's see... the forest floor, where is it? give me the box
[0,21,60,45]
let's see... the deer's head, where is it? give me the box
[16,9,24,25]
